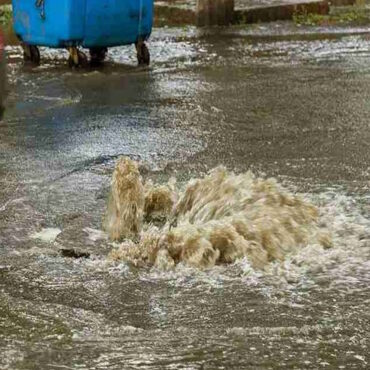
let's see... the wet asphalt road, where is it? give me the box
[0,24,369,369]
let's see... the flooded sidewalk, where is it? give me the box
[0,21,370,370]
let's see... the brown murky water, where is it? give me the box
[107,157,330,271]
[0,24,369,369]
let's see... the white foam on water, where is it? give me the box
[268,192,370,284]
[83,228,108,242]
[30,228,62,243]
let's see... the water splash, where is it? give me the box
[144,178,177,223]
[107,157,332,270]
[104,158,144,240]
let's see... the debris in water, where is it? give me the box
[30,228,61,243]
[107,159,332,270]
[60,248,90,259]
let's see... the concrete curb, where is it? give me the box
[155,3,196,25]
[154,0,357,26]
[329,0,356,5]
[234,1,329,24]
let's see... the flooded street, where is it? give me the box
[0,24,370,369]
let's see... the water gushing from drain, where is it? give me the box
[106,157,332,270]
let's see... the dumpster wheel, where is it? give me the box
[136,40,150,66]
[89,48,107,65]
[22,44,40,65]
[68,47,88,68]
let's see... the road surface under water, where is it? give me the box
[0,24,369,369]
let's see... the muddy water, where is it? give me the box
[107,157,331,270]
[0,25,370,369]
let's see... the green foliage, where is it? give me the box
[0,5,12,26]
[293,6,370,26]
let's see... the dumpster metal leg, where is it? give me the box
[67,47,88,68]
[22,43,40,65]
[135,39,150,66]
[89,48,108,65]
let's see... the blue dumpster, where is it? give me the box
[12,0,153,66]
